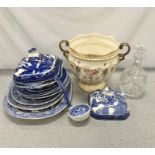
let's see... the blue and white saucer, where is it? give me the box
[89,87,130,120]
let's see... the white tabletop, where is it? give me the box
[0,69,154,148]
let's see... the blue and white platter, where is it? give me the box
[89,87,130,120]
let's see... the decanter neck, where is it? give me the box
[133,58,143,68]
[133,44,145,68]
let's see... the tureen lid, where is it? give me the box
[13,48,60,83]
[69,33,120,60]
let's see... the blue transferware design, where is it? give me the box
[69,104,90,116]
[11,84,62,105]
[7,81,71,111]
[13,48,62,83]
[7,89,63,111]
[17,82,60,95]
[11,80,71,106]
[89,87,130,120]
[18,81,67,99]
[17,75,70,99]
[3,48,73,119]
[3,97,67,119]
[15,79,56,89]
[53,75,71,107]
[3,81,72,119]
[14,60,66,90]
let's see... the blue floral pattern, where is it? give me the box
[69,104,90,116]
[3,82,72,119]
[13,49,61,83]
[89,87,130,120]
[3,49,73,119]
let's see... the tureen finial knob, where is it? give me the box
[28,48,37,53]
[28,48,39,57]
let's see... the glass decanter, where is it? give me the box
[120,44,147,98]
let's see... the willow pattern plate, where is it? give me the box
[3,81,72,119]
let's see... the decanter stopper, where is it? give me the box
[120,44,147,98]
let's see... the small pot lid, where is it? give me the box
[69,33,120,60]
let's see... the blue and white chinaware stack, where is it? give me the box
[89,87,130,120]
[3,48,72,119]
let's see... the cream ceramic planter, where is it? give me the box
[59,33,130,92]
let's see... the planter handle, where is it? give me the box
[118,42,130,61]
[59,40,70,59]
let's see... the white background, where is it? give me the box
[0,7,154,69]
[0,0,155,152]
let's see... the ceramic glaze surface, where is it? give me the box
[89,87,130,120]
[69,55,118,84]
[69,104,90,116]
[68,104,90,122]
[3,80,72,119]
[14,64,66,90]
[70,33,119,56]
[59,33,130,92]
[3,49,73,119]
[18,79,69,99]
[14,49,62,83]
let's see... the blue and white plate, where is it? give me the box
[89,87,130,120]
[3,81,72,119]
[7,90,63,111]
[11,84,62,105]
[8,80,71,107]
[17,76,70,99]
[17,82,59,95]
[6,82,71,110]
